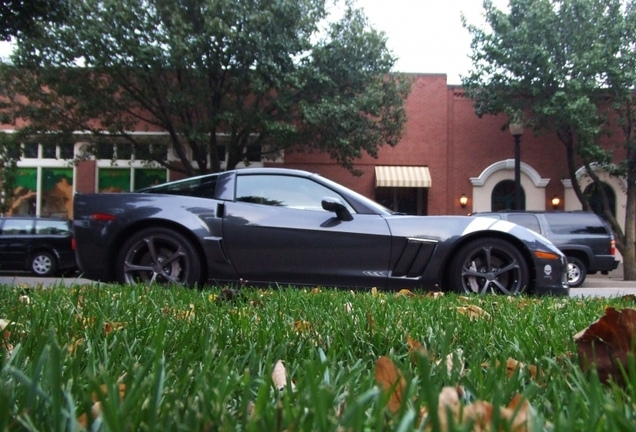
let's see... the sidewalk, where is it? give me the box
[584,262,636,288]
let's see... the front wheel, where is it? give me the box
[30,251,57,276]
[566,256,587,287]
[116,227,202,287]
[450,237,529,295]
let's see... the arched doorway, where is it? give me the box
[584,182,616,219]
[491,180,526,211]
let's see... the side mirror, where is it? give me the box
[321,197,353,221]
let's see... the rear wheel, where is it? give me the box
[450,237,529,295]
[30,251,57,277]
[566,256,586,287]
[116,227,202,287]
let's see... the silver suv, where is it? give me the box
[474,211,619,287]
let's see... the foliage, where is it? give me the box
[0,132,19,214]
[462,0,636,278]
[0,0,67,40]
[0,0,410,176]
[2,283,636,430]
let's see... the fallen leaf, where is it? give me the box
[395,289,416,298]
[574,307,636,384]
[272,360,295,390]
[456,305,491,320]
[375,356,406,414]
[406,335,428,361]
[294,320,312,333]
[371,287,378,297]
[426,291,445,298]
[437,349,465,376]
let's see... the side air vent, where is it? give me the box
[392,238,437,277]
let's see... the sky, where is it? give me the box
[358,0,508,84]
[0,0,508,85]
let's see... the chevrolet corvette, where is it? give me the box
[72,167,569,295]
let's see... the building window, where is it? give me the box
[375,187,427,215]
[584,182,616,219]
[491,180,525,211]
[98,167,168,192]
[7,167,73,217]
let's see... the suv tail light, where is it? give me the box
[610,238,616,256]
[71,238,76,250]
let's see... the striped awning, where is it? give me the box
[375,166,432,188]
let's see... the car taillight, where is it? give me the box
[71,238,76,250]
[611,239,616,256]
[91,213,116,221]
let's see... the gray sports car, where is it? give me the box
[72,167,569,296]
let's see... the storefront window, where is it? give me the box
[134,169,167,190]
[41,168,73,218]
[98,168,131,192]
[9,168,37,215]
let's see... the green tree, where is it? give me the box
[0,132,19,214]
[0,0,410,176]
[462,0,636,280]
[0,0,68,40]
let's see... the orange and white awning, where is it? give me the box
[375,166,432,188]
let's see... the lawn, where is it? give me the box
[1,283,635,431]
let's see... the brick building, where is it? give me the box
[3,74,627,233]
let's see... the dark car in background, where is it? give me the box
[473,211,619,287]
[0,216,78,276]
[73,167,569,296]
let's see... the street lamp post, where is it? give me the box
[509,122,524,210]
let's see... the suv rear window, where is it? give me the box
[35,219,71,235]
[508,213,542,234]
[1,219,34,235]
[544,212,608,234]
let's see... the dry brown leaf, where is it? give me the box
[407,335,428,361]
[371,287,378,296]
[395,289,416,298]
[456,305,491,320]
[574,307,636,384]
[375,356,406,414]
[437,349,465,376]
[103,322,124,334]
[67,338,85,354]
[344,302,353,314]
[432,390,531,432]
[310,287,322,294]
[0,319,11,331]
[294,320,312,333]
[18,295,30,304]
[80,383,127,427]
[162,304,195,320]
[272,360,295,390]
[621,294,636,302]
[426,291,445,298]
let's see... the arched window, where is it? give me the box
[584,182,616,218]
[491,180,525,211]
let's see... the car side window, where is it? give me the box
[1,219,34,235]
[544,212,608,234]
[508,214,542,234]
[35,220,70,235]
[236,174,355,212]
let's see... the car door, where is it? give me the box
[221,173,393,288]
[0,218,35,270]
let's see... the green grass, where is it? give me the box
[1,283,635,431]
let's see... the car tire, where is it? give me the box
[566,256,587,287]
[450,237,529,295]
[30,251,57,277]
[116,227,202,287]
